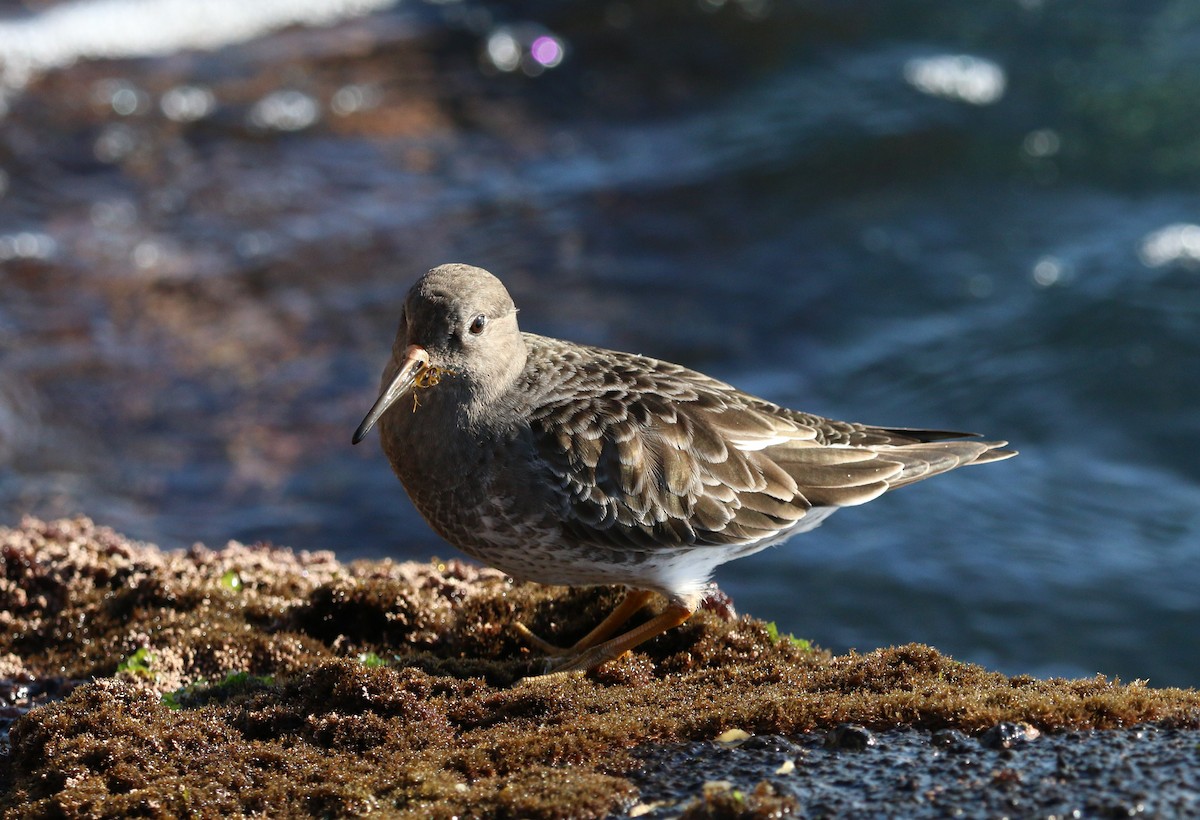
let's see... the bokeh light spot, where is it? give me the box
[904,54,1006,105]
[529,36,563,68]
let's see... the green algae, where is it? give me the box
[218,570,243,593]
[162,671,277,711]
[764,621,812,652]
[115,648,156,680]
[356,652,392,669]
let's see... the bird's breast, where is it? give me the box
[379,402,559,550]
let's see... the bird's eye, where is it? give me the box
[469,314,488,335]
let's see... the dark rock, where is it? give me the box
[825,723,877,750]
[739,734,803,756]
[979,722,1041,750]
[930,727,971,751]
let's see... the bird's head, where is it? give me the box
[353,263,526,444]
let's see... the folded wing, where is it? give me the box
[525,339,1014,553]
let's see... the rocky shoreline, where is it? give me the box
[3,517,1198,818]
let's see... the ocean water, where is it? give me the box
[1,0,1197,686]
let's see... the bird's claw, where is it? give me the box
[511,621,568,655]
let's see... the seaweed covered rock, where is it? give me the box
[2,518,1199,817]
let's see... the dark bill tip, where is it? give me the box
[351,420,373,446]
[351,344,429,445]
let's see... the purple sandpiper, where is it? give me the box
[353,264,1016,679]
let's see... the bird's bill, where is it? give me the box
[351,344,429,444]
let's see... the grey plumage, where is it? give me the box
[354,263,1016,677]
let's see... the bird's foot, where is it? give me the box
[519,645,632,684]
[511,589,657,658]
[515,602,694,685]
[510,621,568,655]
[511,622,618,683]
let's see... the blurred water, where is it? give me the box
[1,0,1197,686]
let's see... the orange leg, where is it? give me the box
[513,589,656,654]
[520,601,694,683]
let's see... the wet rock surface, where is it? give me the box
[631,725,1200,818]
[2,517,1199,818]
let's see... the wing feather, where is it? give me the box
[521,334,1014,554]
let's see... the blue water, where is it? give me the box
[1,0,1197,686]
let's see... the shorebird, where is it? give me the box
[353,263,1015,678]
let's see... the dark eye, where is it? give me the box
[469,314,488,335]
